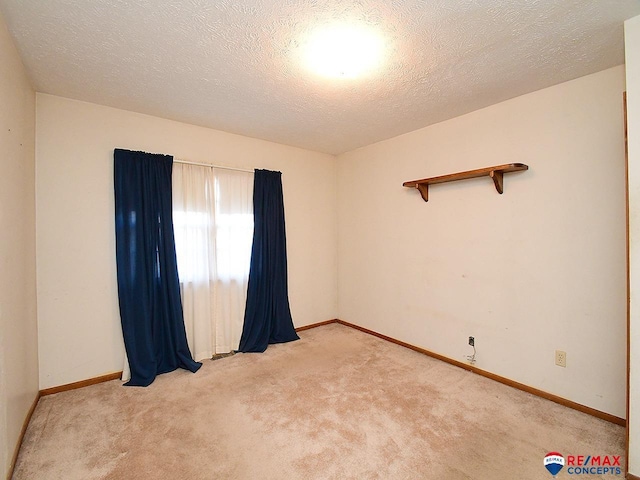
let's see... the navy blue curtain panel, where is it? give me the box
[239,169,299,352]
[114,149,201,386]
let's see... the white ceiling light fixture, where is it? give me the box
[303,23,386,80]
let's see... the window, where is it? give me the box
[172,163,254,357]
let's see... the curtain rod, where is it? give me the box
[174,158,254,173]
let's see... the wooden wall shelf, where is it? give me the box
[403,163,528,202]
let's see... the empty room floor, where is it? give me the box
[13,323,624,479]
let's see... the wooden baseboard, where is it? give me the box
[295,319,339,332]
[334,319,626,427]
[627,473,640,480]
[40,372,123,396]
[6,391,40,480]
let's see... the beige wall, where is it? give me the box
[35,94,338,389]
[626,14,640,476]
[0,9,38,479]
[337,66,627,417]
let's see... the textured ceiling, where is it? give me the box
[1,0,639,155]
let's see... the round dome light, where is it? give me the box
[303,24,385,79]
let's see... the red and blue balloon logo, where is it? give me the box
[544,452,565,476]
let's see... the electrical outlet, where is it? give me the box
[468,336,474,347]
[555,350,566,368]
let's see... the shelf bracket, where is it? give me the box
[416,183,429,202]
[490,170,504,194]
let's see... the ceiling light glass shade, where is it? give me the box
[303,24,385,79]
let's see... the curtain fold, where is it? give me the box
[239,169,299,353]
[173,164,253,359]
[114,149,201,386]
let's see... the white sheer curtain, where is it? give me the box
[172,164,253,361]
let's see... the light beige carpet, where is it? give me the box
[13,323,624,479]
